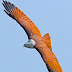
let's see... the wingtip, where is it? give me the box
[2,0,6,3]
[2,0,15,14]
[2,0,4,2]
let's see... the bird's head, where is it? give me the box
[24,39,36,48]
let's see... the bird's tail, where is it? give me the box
[43,33,52,51]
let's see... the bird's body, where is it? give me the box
[2,0,63,72]
[30,34,62,72]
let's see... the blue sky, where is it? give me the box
[0,0,72,72]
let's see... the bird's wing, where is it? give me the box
[2,0,41,39]
[35,40,62,72]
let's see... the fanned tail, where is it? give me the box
[43,33,52,51]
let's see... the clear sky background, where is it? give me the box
[0,0,72,72]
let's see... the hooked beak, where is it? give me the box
[23,44,26,47]
[23,43,28,47]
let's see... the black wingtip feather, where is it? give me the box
[2,0,15,14]
[4,10,15,19]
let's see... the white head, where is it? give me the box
[24,39,36,48]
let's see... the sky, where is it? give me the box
[0,0,72,72]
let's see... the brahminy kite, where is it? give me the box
[2,0,63,72]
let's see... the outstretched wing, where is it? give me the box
[2,0,41,39]
[35,40,63,72]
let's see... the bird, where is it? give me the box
[2,0,63,72]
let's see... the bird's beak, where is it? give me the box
[23,44,25,47]
[23,42,30,48]
[23,44,26,47]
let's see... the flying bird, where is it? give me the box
[2,0,63,72]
